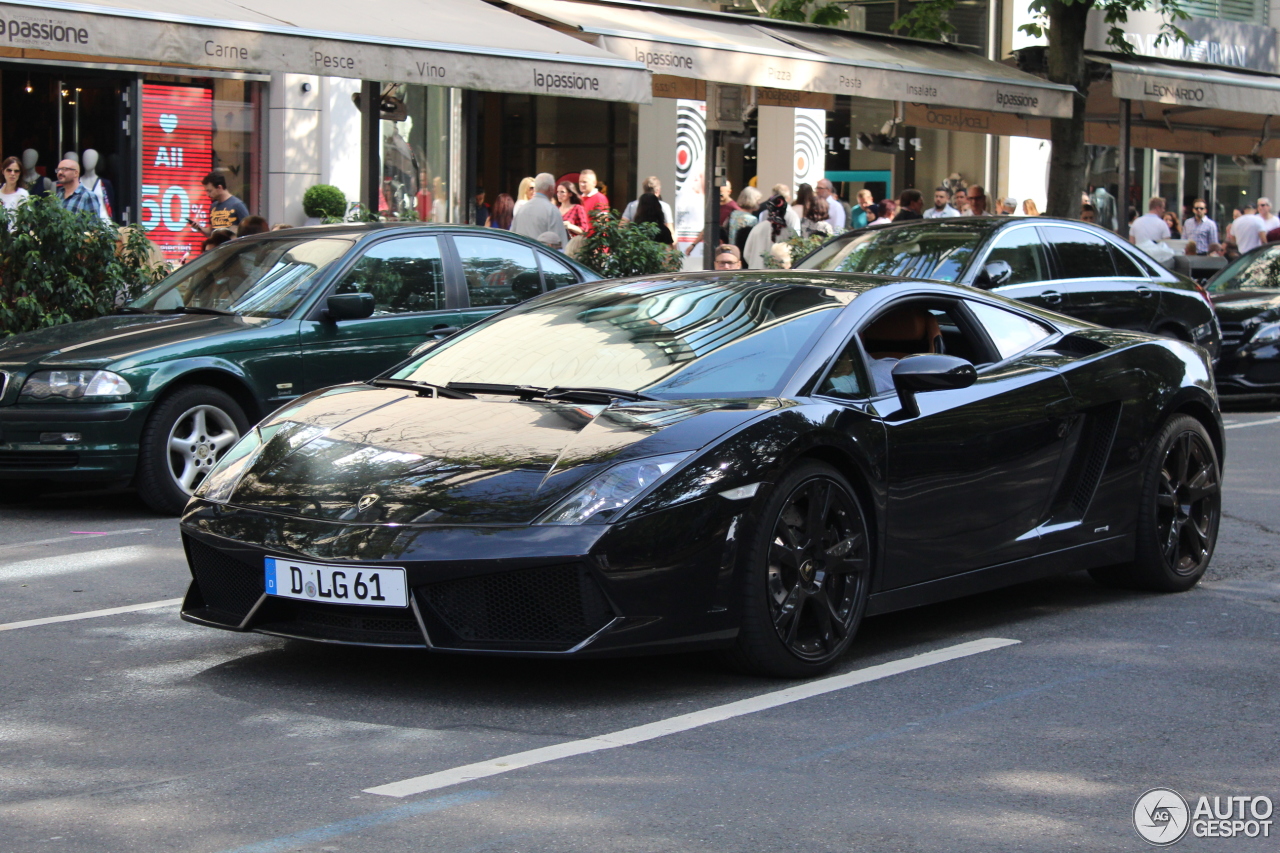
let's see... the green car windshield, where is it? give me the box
[395,279,852,398]
[1207,243,1280,292]
[799,222,985,282]
[129,237,356,318]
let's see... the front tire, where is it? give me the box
[725,461,871,677]
[135,385,248,515]
[1089,414,1220,591]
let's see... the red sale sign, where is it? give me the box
[141,84,213,261]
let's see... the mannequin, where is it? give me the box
[81,149,113,222]
[21,149,53,196]
[63,150,80,164]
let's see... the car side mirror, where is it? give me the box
[975,260,1014,288]
[324,293,374,321]
[890,354,977,420]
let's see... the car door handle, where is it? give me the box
[1040,290,1063,304]
[1136,286,1153,298]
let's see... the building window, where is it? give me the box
[1181,0,1266,26]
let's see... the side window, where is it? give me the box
[1111,243,1153,278]
[334,237,445,314]
[455,236,542,307]
[817,337,866,400]
[1043,226,1117,279]
[538,252,581,291]
[967,301,1056,360]
[857,301,991,395]
[981,228,1048,285]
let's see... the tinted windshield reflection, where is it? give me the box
[1209,244,1280,292]
[396,279,849,397]
[799,223,983,281]
[130,237,355,318]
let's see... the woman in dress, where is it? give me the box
[792,182,815,222]
[632,192,673,248]
[556,180,589,237]
[488,193,515,230]
[512,177,535,217]
[1,156,29,216]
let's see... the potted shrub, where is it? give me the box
[302,184,347,225]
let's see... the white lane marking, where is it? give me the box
[0,527,154,553]
[0,544,181,583]
[1225,416,1280,430]
[0,598,182,632]
[365,637,1020,798]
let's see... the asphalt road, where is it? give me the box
[2,407,1279,852]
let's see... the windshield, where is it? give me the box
[798,223,984,282]
[394,279,851,398]
[129,237,355,318]
[1207,244,1280,292]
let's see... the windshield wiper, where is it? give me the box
[445,382,548,401]
[543,386,657,404]
[368,378,475,399]
[157,306,234,316]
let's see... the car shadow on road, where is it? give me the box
[189,569,1155,731]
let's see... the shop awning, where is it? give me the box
[0,0,652,102]
[904,53,1280,158]
[497,0,1073,118]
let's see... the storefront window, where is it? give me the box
[380,83,453,222]
[1214,154,1263,224]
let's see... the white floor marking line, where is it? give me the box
[365,637,1021,799]
[1225,416,1280,430]
[0,598,182,632]
[0,527,154,552]
[0,544,181,583]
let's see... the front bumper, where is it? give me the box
[179,495,741,656]
[0,402,150,481]
[1214,343,1280,396]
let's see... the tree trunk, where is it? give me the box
[1045,0,1093,218]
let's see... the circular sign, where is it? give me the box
[1133,788,1190,846]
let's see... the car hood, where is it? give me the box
[1212,289,1280,323]
[225,385,782,525]
[0,313,272,370]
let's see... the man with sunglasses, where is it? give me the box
[53,159,103,217]
[1182,199,1219,255]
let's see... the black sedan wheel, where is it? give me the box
[136,385,248,515]
[1090,415,1221,591]
[727,461,870,677]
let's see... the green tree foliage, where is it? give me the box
[302,183,348,219]
[767,0,849,27]
[576,210,684,278]
[0,196,166,336]
[894,0,1188,218]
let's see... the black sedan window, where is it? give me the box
[1207,244,1280,292]
[396,279,848,398]
[1043,226,1116,279]
[981,228,1048,285]
[798,224,981,282]
[130,237,355,318]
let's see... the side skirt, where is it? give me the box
[865,535,1133,617]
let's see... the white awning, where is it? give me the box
[0,0,652,102]
[1108,55,1280,115]
[501,0,1073,118]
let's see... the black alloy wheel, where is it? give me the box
[727,461,871,677]
[1090,414,1221,591]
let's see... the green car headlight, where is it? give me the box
[21,370,132,400]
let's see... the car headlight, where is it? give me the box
[536,452,691,525]
[21,370,132,400]
[195,429,264,505]
[1250,321,1280,347]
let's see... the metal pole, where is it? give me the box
[704,120,718,270]
[360,80,381,216]
[1118,98,1131,235]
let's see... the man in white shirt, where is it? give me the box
[621,176,674,226]
[923,186,960,219]
[512,172,568,247]
[1129,196,1171,245]
[1231,199,1275,254]
[815,179,847,231]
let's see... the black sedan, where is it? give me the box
[179,272,1223,676]
[1204,242,1280,399]
[796,217,1220,357]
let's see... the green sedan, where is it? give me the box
[0,223,597,513]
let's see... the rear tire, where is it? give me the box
[723,461,871,677]
[1089,414,1220,591]
[135,385,248,515]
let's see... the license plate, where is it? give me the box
[264,557,408,608]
